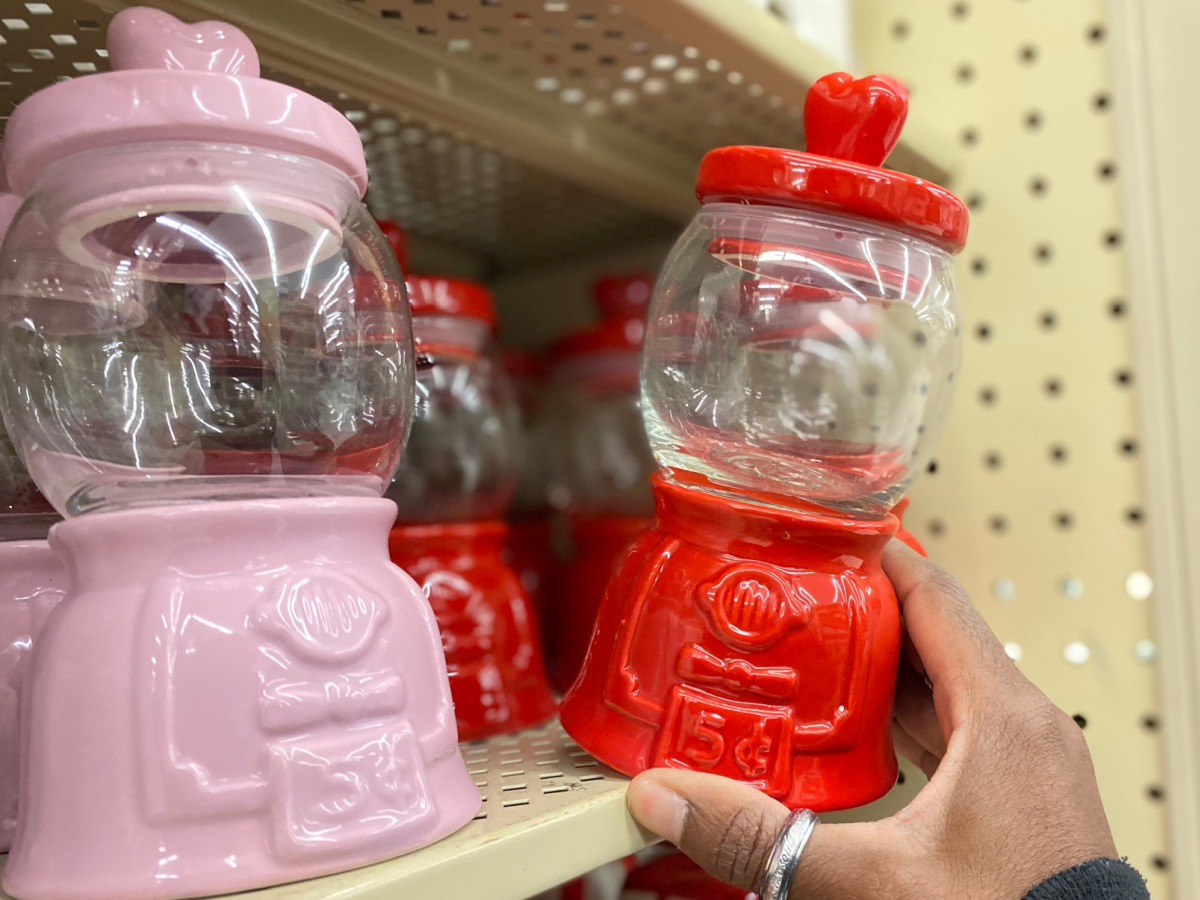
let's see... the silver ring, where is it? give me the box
[755,808,818,900]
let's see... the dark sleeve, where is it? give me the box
[1023,859,1151,900]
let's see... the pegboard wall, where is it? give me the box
[849,0,1169,895]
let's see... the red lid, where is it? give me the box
[593,272,654,321]
[375,218,409,273]
[550,316,644,361]
[695,72,968,254]
[406,276,497,329]
[502,349,546,382]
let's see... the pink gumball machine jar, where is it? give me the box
[548,276,658,694]
[0,9,479,899]
[0,179,66,849]
[386,277,555,741]
[561,73,966,811]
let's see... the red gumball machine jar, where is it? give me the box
[502,350,561,636]
[387,277,555,740]
[561,73,967,811]
[547,278,657,694]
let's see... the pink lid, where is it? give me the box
[2,8,367,196]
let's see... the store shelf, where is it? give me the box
[0,0,956,271]
[0,720,654,900]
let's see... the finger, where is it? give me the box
[627,769,894,898]
[892,720,940,780]
[894,661,946,757]
[883,541,1013,722]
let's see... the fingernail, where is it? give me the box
[627,777,688,844]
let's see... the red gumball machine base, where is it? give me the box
[560,473,901,812]
[389,520,557,741]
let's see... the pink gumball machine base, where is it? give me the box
[4,497,479,900]
[0,541,67,852]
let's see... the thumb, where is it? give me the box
[626,769,894,898]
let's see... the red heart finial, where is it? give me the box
[803,72,908,167]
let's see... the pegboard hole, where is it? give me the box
[1109,299,1127,318]
[1004,642,1023,661]
[1029,176,1048,195]
[970,257,987,275]
[1060,577,1084,599]
[1044,378,1063,397]
[949,2,969,18]
[1097,160,1117,180]
[892,19,910,38]
[984,451,1003,470]
[1024,110,1043,130]
[1072,714,1087,729]
[1126,507,1144,525]
[1049,444,1068,463]
[1018,43,1038,63]
[989,515,1007,534]
[1094,92,1111,111]
[1146,785,1165,801]
[1119,437,1139,456]
[928,519,945,537]
[1103,229,1122,248]
[974,322,991,340]
[1126,571,1154,601]
[380,8,402,18]
[979,386,997,405]
[926,459,939,475]
[961,127,979,147]
[1034,243,1053,262]
[965,192,984,211]
[1039,310,1058,330]
[956,63,974,83]
[1141,713,1159,732]
[1115,368,1134,387]
[1055,511,1074,530]
[896,770,906,785]
[1088,24,1107,42]
[1151,857,1169,872]
[993,578,1015,600]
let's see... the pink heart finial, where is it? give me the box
[803,72,908,167]
[106,7,260,77]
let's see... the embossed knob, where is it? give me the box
[803,71,908,167]
[107,6,260,76]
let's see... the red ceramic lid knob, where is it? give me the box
[803,72,907,166]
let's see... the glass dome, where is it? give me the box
[386,278,520,523]
[642,202,962,519]
[0,143,415,517]
[549,315,656,519]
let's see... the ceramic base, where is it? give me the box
[389,520,556,742]
[0,541,67,852]
[560,474,901,812]
[4,498,479,900]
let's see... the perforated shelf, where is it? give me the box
[0,0,955,271]
[0,719,653,900]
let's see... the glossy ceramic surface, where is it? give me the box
[560,474,900,811]
[551,513,650,695]
[4,498,479,900]
[388,520,555,742]
[695,73,967,251]
[2,8,366,196]
[622,852,752,900]
[0,541,66,853]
